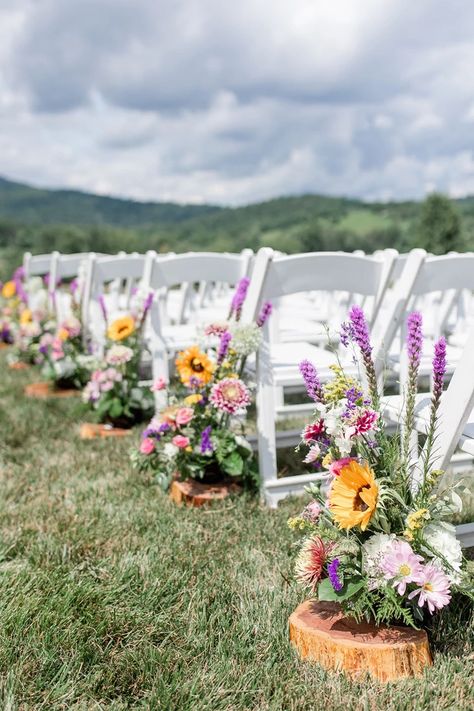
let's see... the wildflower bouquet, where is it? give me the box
[10,306,54,364]
[0,267,28,345]
[82,293,155,427]
[131,278,272,491]
[290,306,473,628]
[39,313,93,389]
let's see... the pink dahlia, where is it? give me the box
[380,540,424,595]
[294,535,334,592]
[408,562,451,614]
[210,378,251,414]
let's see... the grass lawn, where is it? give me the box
[0,355,473,710]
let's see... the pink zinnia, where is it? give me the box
[408,562,451,614]
[352,409,379,436]
[380,540,424,595]
[140,438,156,455]
[210,378,251,414]
[329,457,355,476]
[175,407,194,426]
[302,420,325,442]
[172,435,190,448]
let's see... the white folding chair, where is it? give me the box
[243,247,399,506]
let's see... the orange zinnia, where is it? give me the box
[329,460,379,531]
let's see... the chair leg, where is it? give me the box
[256,342,278,503]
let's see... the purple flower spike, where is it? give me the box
[217,331,232,366]
[143,291,154,315]
[299,359,323,402]
[70,278,78,294]
[328,558,343,592]
[200,425,213,454]
[349,305,372,356]
[433,337,446,398]
[229,277,251,320]
[99,294,107,323]
[257,301,272,327]
[407,312,423,370]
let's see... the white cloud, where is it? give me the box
[0,0,474,205]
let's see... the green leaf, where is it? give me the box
[109,398,123,418]
[317,577,365,602]
[221,452,244,477]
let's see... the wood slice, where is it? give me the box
[9,361,30,371]
[289,600,432,682]
[169,478,242,507]
[0,342,10,350]
[80,423,133,439]
[24,381,79,398]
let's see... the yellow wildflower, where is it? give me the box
[2,281,16,299]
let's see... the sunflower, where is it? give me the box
[57,327,70,341]
[175,345,214,385]
[20,309,33,325]
[184,393,203,406]
[107,315,135,341]
[2,281,16,299]
[329,459,379,531]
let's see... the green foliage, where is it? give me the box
[0,357,473,708]
[415,193,464,254]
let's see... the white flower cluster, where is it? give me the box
[362,533,396,589]
[229,322,262,356]
[422,522,463,584]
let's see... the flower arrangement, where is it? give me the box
[131,278,272,491]
[38,314,93,389]
[10,307,54,364]
[81,293,154,427]
[0,266,28,344]
[289,306,473,628]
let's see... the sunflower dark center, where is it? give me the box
[354,485,370,511]
[191,358,204,372]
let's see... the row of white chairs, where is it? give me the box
[22,248,474,545]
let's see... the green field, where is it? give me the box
[0,355,473,709]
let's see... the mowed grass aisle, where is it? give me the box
[0,357,473,710]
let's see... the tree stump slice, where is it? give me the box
[24,381,79,398]
[289,600,432,682]
[80,423,133,439]
[0,343,10,350]
[169,479,242,507]
[9,361,30,371]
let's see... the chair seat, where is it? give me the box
[271,342,357,386]
[382,393,474,456]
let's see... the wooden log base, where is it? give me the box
[289,600,432,683]
[80,422,134,439]
[0,342,10,350]
[169,478,242,507]
[24,381,79,398]
[9,361,31,371]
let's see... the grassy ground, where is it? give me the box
[0,356,473,710]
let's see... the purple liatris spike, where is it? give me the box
[432,337,446,399]
[349,305,372,356]
[257,301,272,327]
[407,311,423,370]
[229,277,251,320]
[70,278,78,294]
[299,359,323,402]
[217,330,232,365]
[328,558,343,592]
[99,294,107,323]
[200,425,213,454]
[143,291,154,315]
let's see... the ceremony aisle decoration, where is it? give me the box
[131,279,272,505]
[288,306,473,681]
[0,266,28,348]
[80,292,155,437]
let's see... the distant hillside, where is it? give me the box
[0,176,222,227]
[0,175,472,277]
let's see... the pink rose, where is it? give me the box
[175,407,194,426]
[140,437,156,455]
[329,457,356,477]
[151,378,167,391]
[172,435,190,449]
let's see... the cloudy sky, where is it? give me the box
[1,0,474,206]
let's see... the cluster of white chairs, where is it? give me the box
[22,248,474,545]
